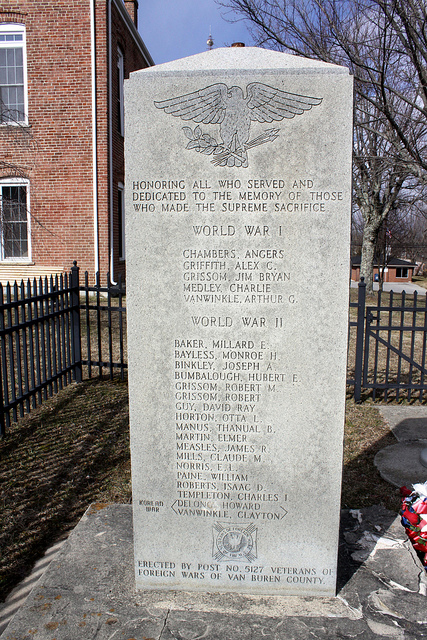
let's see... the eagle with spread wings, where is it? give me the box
[154,83,322,167]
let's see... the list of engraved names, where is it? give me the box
[132,174,342,586]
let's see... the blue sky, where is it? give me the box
[137,0,255,65]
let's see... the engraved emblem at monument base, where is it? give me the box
[125,47,353,596]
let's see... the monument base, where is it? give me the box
[1,504,426,640]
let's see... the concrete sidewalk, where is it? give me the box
[350,281,427,295]
[1,503,426,640]
[375,406,427,488]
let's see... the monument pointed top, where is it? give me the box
[138,46,349,74]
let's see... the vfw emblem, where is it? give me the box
[213,523,257,562]
[155,83,322,167]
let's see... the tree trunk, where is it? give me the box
[360,223,379,294]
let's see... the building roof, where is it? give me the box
[351,255,417,268]
[113,0,154,67]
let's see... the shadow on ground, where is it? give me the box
[0,389,405,602]
[0,378,131,602]
[339,401,403,589]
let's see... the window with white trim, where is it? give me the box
[117,47,124,135]
[0,178,30,260]
[118,183,125,260]
[0,24,27,124]
[396,267,408,279]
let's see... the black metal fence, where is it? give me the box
[349,279,427,403]
[0,263,126,436]
[347,278,366,402]
[80,269,126,380]
[2,264,427,435]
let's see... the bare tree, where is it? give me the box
[0,99,49,260]
[380,192,427,266]
[368,0,427,177]
[217,0,427,290]
[0,98,37,178]
[352,90,413,289]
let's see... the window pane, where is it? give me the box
[6,48,15,66]
[6,63,16,84]
[1,186,28,259]
[1,86,25,122]
[0,34,22,42]
[0,33,26,123]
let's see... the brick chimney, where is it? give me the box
[124,0,138,28]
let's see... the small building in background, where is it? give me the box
[351,255,417,283]
[0,0,153,284]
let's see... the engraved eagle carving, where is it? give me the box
[225,531,245,551]
[154,83,322,167]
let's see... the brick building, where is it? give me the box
[0,0,153,283]
[351,255,417,283]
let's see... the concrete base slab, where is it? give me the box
[378,406,427,443]
[374,441,427,488]
[0,540,65,635]
[1,504,426,640]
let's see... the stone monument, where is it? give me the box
[125,47,353,596]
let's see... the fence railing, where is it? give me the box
[2,264,427,435]
[362,290,427,402]
[347,277,366,402]
[348,280,427,403]
[81,269,126,380]
[0,263,127,436]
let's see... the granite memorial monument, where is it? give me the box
[125,47,353,596]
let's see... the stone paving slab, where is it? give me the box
[0,540,65,636]
[374,441,427,489]
[1,504,426,640]
[374,407,427,489]
[378,407,427,443]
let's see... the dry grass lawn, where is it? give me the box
[0,378,131,602]
[0,379,401,603]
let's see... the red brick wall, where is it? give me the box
[109,0,148,281]
[383,267,413,283]
[0,1,94,275]
[124,0,138,27]
[351,265,413,283]
[0,0,151,282]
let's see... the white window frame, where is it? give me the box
[117,46,124,135]
[0,23,28,125]
[0,177,31,262]
[396,267,409,279]
[118,182,125,260]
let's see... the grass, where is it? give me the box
[0,378,130,602]
[0,285,418,602]
[0,380,401,603]
[412,276,427,289]
[343,400,400,510]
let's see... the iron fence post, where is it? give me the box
[0,285,4,437]
[354,277,366,403]
[71,261,82,383]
